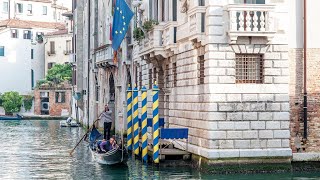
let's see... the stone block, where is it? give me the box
[281,103,290,111]
[219,150,240,158]
[251,121,266,130]
[273,61,289,68]
[242,94,258,102]
[259,130,274,139]
[250,103,265,111]
[227,131,243,139]
[273,76,289,84]
[243,130,258,139]
[264,60,273,68]
[266,121,280,129]
[264,68,281,76]
[234,140,251,149]
[205,68,226,76]
[218,60,235,67]
[273,45,288,52]
[227,94,241,102]
[264,53,281,60]
[282,139,290,148]
[240,149,268,157]
[206,112,227,121]
[219,76,236,84]
[207,52,225,59]
[234,122,250,130]
[208,131,226,140]
[226,68,236,76]
[258,112,273,120]
[266,103,281,111]
[243,112,258,120]
[208,122,218,130]
[226,52,236,59]
[218,103,235,111]
[218,140,235,149]
[281,53,288,60]
[280,121,290,129]
[259,94,274,102]
[267,148,292,157]
[274,130,290,138]
[267,140,282,148]
[218,122,235,130]
[275,94,290,102]
[273,112,290,121]
[227,112,243,121]
[250,140,261,148]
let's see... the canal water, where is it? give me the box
[1,120,320,180]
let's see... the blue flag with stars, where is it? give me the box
[111,0,134,51]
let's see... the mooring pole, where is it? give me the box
[126,85,133,151]
[152,82,159,164]
[303,0,308,140]
[133,85,139,156]
[141,86,148,163]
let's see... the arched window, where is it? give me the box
[109,73,115,102]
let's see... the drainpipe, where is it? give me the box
[303,0,308,140]
[87,1,91,129]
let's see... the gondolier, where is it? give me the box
[99,105,113,140]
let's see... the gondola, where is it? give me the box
[0,114,23,120]
[88,126,128,165]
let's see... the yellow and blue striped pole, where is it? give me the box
[141,86,148,163]
[152,82,160,163]
[133,85,139,156]
[126,85,133,151]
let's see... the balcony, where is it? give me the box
[94,45,114,68]
[226,4,276,44]
[47,51,56,56]
[139,24,166,59]
[162,22,178,55]
[188,6,206,44]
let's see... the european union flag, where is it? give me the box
[111,0,134,51]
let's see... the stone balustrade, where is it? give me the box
[226,4,276,43]
[95,45,113,67]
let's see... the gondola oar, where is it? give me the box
[69,118,100,156]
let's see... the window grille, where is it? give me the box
[236,54,264,84]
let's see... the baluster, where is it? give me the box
[260,11,265,31]
[245,11,251,31]
[253,11,258,32]
[230,11,237,31]
[267,11,274,32]
[239,11,244,31]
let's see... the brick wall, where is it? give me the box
[289,48,320,152]
[34,87,72,116]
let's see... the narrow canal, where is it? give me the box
[1,120,320,179]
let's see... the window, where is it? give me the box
[50,41,55,54]
[3,2,8,13]
[31,49,34,59]
[172,0,177,21]
[48,62,55,70]
[199,0,205,6]
[66,40,71,52]
[198,55,205,84]
[236,54,264,84]
[149,69,152,89]
[174,27,177,43]
[173,62,177,87]
[149,0,153,20]
[16,3,23,13]
[161,0,165,22]
[23,30,32,39]
[55,92,66,103]
[36,32,44,43]
[139,69,142,89]
[11,29,18,38]
[31,69,34,89]
[27,4,32,14]
[58,12,61,20]
[43,6,47,15]
[201,13,205,33]
[0,46,4,56]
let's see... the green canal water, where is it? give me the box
[0,120,320,180]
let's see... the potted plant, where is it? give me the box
[142,19,159,32]
[133,27,145,42]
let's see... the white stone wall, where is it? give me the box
[132,0,291,159]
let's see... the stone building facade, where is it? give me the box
[132,0,291,162]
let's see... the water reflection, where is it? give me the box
[0,120,320,180]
